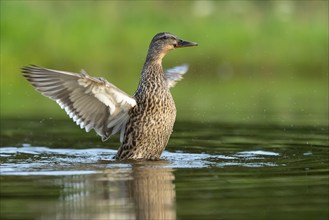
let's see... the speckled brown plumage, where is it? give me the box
[21,32,197,161]
[116,62,176,160]
[116,33,197,160]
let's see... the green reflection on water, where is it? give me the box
[0,118,328,220]
[1,1,328,219]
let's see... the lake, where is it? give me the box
[0,117,328,220]
[1,1,328,219]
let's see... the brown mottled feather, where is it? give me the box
[21,32,197,160]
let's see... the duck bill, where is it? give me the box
[175,39,198,48]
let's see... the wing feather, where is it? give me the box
[164,64,189,88]
[22,65,136,141]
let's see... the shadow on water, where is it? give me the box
[0,118,328,220]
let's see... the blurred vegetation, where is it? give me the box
[1,1,328,125]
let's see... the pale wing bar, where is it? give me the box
[22,65,136,141]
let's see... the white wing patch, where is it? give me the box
[164,64,189,88]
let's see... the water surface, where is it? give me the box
[0,118,328,220]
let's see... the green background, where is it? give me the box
[1,1,328,125]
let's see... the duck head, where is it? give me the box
[146,32,198,63]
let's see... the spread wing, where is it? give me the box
[22,65,136,142]
[164,64,189,88]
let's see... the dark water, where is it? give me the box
[0,118,328,220]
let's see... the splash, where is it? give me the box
[0,145,281,176]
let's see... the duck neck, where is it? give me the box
[137,53,164,93]
[142,49,164,76]
[144,59,161,70]
[142,59,163,79]
[144,45,167,66]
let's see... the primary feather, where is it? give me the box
[22,65,136,141]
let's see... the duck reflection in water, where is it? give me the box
[41,162,176,220]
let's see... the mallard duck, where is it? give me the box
[22,32,197,160]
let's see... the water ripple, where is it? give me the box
[0,145,281,176]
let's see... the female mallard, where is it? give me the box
[22,32,197,160]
